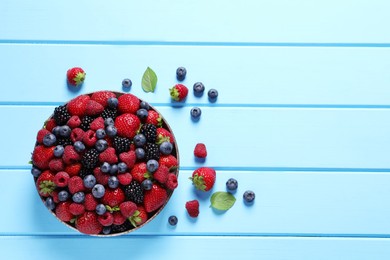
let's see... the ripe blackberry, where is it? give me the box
[124,181,144,204]
[56,137,73,146]
[111,220,132,233]
[145,143,160,161]
[101,108,117,120]
[78,167,92,179]
[81,149,99,169]
[140,124,157,143]
[53,105,71,125]
[113,136,131,153]
[80,116,94,131]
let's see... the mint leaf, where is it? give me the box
[141,67,158,93]
[210,192,236,211]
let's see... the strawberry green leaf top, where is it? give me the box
[67,67,86,87]
[210,191,236,211]
[142,67,158,93]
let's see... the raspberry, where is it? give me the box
[185,200,199,218]
[194,143,207,158]
[153,165,169,184]
[119,201,137,218]
[117,172,132,186]
[49,158,65,172]
[67,116,81,129]
[69,203,85,216]
[53,171,70,187]
[70,128,85,143]
[166,173,178,190]
[68,176,85,194]
[84,193,98,211]
[98,212,114,226]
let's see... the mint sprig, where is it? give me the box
[210,191,236,211]
[141,67,158,93]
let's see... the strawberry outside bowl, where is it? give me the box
[31,91,180,236]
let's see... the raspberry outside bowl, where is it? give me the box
[31,91,179,236]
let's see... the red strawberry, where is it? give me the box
[84,193,98,211]
[185,200,199,218]
[89,117,105,131]
[64,163,81,177]
[56,201,74,222]
[117,172,132,186]
[85,100,104,116]
[194,143,207,158]
[190,167,216,191]
[143,183,168,213]
[115,113,141,139]
[91,91,116,107]
[32,145,55,169]
[76,211,103,235]
[36,129,51,144]
[170,84,188,101]
[94,167,109,186]
[68,176,85,194]
[36,170,55,197]
[131,162,148,183]
[119,151,136,169]
[98,147,118,164]
[53,171,70,187]
[49,158,65,172]
[166,173,178,190]
[119,201,137,218]
[129,206,148,227]
[153,165,169,184]
[67,67,86,87]
[156,127,174,144]
[146,110,162,126]
[117,93,140,114]
[63,145,81,165]
[83,129,97,147]
[70,128,85,143]
[158,155,178,171]
[112,211,127,225]
[45,118,57,132]
[67,115,81,128]
[101,188,125,207]
[98,212,114,226]
[69,203,85,216]
[67,95,90,116]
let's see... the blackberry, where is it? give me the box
[111,220,132,233]
[53,105,71,125]
[80,116,94,131]
[144,143,160,161]
[101,108,117,120]
[140,124,157,143]
[56,137,73,146]
[81,149,99,169]
[78,167,92,179]
[124,181,144,204]
[113,136,131,153]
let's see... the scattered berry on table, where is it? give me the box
[226,178,238,191]
[146,159,159,173]
[72,191,85,203]
[83,174,96,189]
[194,143,207,158]
[122,78,132,89]
[73,141,86,152]
[58,190,69,202]
[135,148,145,160]
[92,184,106,198]
[100,162,111,173]
[170,84,188,102]
[193,82,205,96]
[67,67,86,87]
[108,176,120,189]
[185,200,199,218]
[95,204,106,215]
[95,139,108,152]
[124,181,144,204]
[208,89,218,100]
[168,215,178,226]
[243,190,255,203]
[105,125,117,137]
[159,141,173,155]
[45,197,55,210]
[190,167,216,191]
[142,179,153,190]
[95,129,106,139]
[190,107,202,119]
[176,67,187,81]
[107,97,118,109]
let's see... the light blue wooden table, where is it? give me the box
[1,0,390,259]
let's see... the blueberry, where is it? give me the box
[109,164,118,175]
[100,162,111,173]
[59,125,71,138]
[104,118,115,127]
[168,215,178,226]
[45,197,55,210]
[243,190,255,203]
[136,109,149,121]
[108,176,119,189]
[52,126,61,136]
[73,141,86,152]
[146,159,159,173]
[96,203,107,215]
[92,184,105,198]
[43,133,57,147]
[83,174,97,189]
[107,97,118,109]
[159,141,173,155]
[140,101,150,110]
[122,78,132,88]
[54,145,65,157]
[117,162,127,173]
[133,134,146,147]
[106,125,117,137]
[226,178,238,191]
[102,226,111,235]
[176,67,187,81]
[208,89,218,100]
[135,148,145,159]
[72,191,85,203]
[96,128,106,139]
[190,107,202,119]
[58,190,69,202]
[31,167,42,178]
[95,139,108,152]
[142,179,153,190]
[193,82,205,96]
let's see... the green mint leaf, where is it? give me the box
[141,67,158,93]
[210,191,236,211]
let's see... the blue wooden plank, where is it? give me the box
[1,45,390,105]
[1,0,390,43]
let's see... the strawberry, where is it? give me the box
[36,129,51,144]
[146,110,162,127]
[67,115,81,129]
[67,95,90,117]
[117,93,140,114]
[64,163,81,177]
[101,188,125,207]
[185,200,199,218]
[190,167,216,191]
[69,203,85,216]
[45,118,57,132]
[63,145,81,165]
[32,145,55,170]
[143,183,168,213]
[129,206,148,227]
[56,201,74,222]
[83,129,97,147]
[70,128,85,143]
[166,173,178,190]
[85,100,104,116]
[93,167,109,186]
[117,172,132,186]
[98,147,118,164]
[158,155,178,171]
[89,117,105,131]
[156,127,174,144]
[91,91,116,107]
[36,170,56,197]
[131,162,148,183]
[112,211,127,225]
[67,67,86,87]
[119,201,137,218]
[49,158,65,172]
[194,143,207,158]
[115,113,141,139]
[98,212,114,226]
[76,211,103,235]
[119,151,136,169]
[170,84,188,101]
[53,171,70,187]
[153,165,169,184]
[68,176,85,194]
[84,193,98,211]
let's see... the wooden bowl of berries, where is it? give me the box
[30,91,179,236]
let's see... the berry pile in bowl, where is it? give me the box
[30,91,179,236]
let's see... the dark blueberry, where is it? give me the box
[226,178,238,191]
[96,129,106,139]
[208,89,218,100]
[146,159,159,173]
[136,109,149,121]
[193,82,205,96]
[95,139,108,152]
[100,162,111,173]
[58,190,69,202]
[52,126,61,136]
[142,179,153,190]
[45,197,55,210]
[243,190,255,203]
[107,97,118,109]
[74,141,86,152]
[83,174,97,189]
[133,134,146,147]
[109,164,118,175]
[159,141,173,155]
[96,204,107,216]
[102,226,112,235]
[92,184,105,198]
[122,78,132,88]
[190,107,202,119]
[176,67,187,81]
[135,148,145,160]
[104,118,114,127]
[31,167,41,178]
[53,145,65,158]
[117,162,128,173]
[43,133,57,147]
[59,125,71,138]
[140,101,150,110]
[106,125,117,137]
[108,176,119,189]
[168,215,178,226]
[72,191,85,203]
